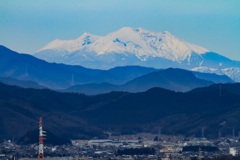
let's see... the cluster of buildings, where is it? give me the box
[1,133,240,160]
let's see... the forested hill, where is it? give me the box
[1,82,240,140]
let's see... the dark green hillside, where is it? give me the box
[1,81,240,140]
[0,82,125,140]
[77,83,240,137]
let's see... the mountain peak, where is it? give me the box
[39,32,101,52]
[82,32,91,36]
[162,31,171,34]
[78,32,99,39]
[117,26,135,31]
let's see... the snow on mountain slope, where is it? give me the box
[90,27,208,61]
[39,33,101,52]
[192,67,240,82]
[36,27,208,64]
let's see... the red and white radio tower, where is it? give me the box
[38,117,46,160]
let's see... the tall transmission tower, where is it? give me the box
[38,117,46,160]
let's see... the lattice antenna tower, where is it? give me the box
[38,117,46,160]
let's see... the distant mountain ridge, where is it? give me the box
[66,68,233,95]
[35,27,240,81]
[0,77,45,89]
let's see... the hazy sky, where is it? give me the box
[1,0,240,60]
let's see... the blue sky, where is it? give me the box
[0,0,240,60]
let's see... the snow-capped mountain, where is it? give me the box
[35,27,208,67]
[35,27,240,81]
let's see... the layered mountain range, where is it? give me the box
[35,27,240,81]
[0,45,233,94]
[66,68,233,95]
[1,27,240,140]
